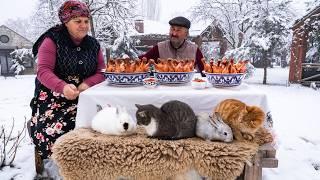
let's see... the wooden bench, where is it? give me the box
[239,143,278,180]
[300,63,320,88]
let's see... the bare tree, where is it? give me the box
[31,0,63,38]
[3,0,62,42]
[85,0,138,47]
[6,0,138,49]
[4,18,35,41]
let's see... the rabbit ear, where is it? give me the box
[96,104,103,112]
[214,112,224,122]
[209,115,218,129]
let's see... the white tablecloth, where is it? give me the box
[75,79,271,129]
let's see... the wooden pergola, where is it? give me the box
[289,5,320,83]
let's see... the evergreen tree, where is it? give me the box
[246,0,292,84]
[304,2,320,63]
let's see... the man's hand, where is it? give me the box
[78,82,90,92]
[63,84,80,100]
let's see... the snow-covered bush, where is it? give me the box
[201,41,221,60]
[9,48,33,75]
[111,32,141,59]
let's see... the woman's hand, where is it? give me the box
[63,84,80,100]
[78,82,90,92]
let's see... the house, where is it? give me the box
[0,25,34,75]
[289,6,320,84]
[131,19,229,58]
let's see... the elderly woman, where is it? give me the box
[30,0,105,160]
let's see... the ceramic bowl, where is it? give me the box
[204,72,245,87]
[155,71,195,84]
[191,78,207,89]
[142,77,158,88]
[104,72,148,86]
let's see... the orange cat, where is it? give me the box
[214,99,265,141]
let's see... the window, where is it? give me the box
[0,35,10,43]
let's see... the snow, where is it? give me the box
[0,0,319,179]
[0,0,36,25]
[1,68,320,179]
[244,67,290,85]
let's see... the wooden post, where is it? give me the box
[244,153,262,180]
[34,147,43,174]
[242,143,278,180]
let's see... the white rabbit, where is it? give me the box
[91,105,137,136]
[196,112,233,142]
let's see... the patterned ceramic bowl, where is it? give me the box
[142,77,158,88]
[104,72,148,86]
[204,72,245,87]
[155,71,195,84]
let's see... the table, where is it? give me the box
[75,80,270,129]
[74,78,278,180]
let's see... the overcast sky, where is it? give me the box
[0,0,37,24]
[0,0,309,25]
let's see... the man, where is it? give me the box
[138,16,205,76]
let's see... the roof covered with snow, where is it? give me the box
[130,19,212,37]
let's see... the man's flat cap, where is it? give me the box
[169,16,191,29]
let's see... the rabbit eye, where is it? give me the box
[224,132,228,136]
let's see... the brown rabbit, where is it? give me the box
[214,99,265,141]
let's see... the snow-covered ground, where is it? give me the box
[0,68,320,180]
[244,67,290,86]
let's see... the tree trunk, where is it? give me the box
[263,51,268,84]
[105,48,111,61]
[48,0,55,26]
[237,32,244,48]
[85,0,95,37]
[263,65,267,84]
[90,16,95,38]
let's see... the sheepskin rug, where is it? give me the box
[52,128,261,180]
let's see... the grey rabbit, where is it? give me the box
[196,112,233,142]
[135,100,197,140]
